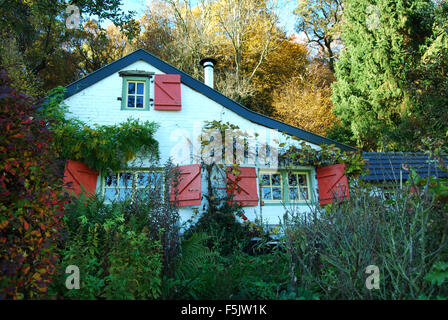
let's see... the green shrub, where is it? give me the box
[53,194,163,299]
[168,238,296,300]
[52,161,182,300]
[420,261,448,299]
[280,175,448,300]
[182,197,256,256]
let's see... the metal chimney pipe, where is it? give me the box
[200,58,217,88]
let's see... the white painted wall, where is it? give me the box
[64,59,321,225]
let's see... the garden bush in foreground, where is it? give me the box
[0,69,68,299]
[52,162,181,299]
[280,175,448,299]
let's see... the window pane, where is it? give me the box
[288,174,297,186]
[118,188,131,201]
[150,172,163,187]
[104,188,117,202]
[136,96,144,108]
[137,83,144,95]
[271,174,281,186]
[105,174,118,187]
[119,172,132,187]
[272,187,282,200]
[134,187,147,198]
[298,174,307,186]
[127,96,135,108]
[137,172,149,186]
[137,172,164,188]
[128,82,135,94]
[262,187,271,200]
[289,188,298,200]
[301,188,309,200]
[261,174,270,186]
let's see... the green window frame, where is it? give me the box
[102,170,164,204]
[121,76,150,110]
[259,169,313,205]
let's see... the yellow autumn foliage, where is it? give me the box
[272,65,338,136]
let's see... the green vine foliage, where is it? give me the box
[280,140,367,178]
[55,118,159,171]
[41,86,160,171]
[201,120,367,178]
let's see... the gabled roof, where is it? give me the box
[361,152,448,182]
[65,49,356,151]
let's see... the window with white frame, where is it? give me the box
[103,171,164,203]
[259,170,311,203]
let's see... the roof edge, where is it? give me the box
[64,49,357,151]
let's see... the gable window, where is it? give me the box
[126,81,145,108]
[119,71,154,111]
[259,170,312,204]
[103,170,164,203]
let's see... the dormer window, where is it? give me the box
[119,70,154,111]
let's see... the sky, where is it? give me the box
[118,0,299,36]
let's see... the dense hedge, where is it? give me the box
[0,69,69,299]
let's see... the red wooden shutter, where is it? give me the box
[171,164,201,206]
[63,160,98,196]
[316,163,349,205]
[226,167,259,206]
[154,74,181,110]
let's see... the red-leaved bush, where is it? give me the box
[0,69,69,299]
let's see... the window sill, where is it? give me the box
[261,201,313,207]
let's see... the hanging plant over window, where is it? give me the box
[279,139,367,178]
[41,86,160,171]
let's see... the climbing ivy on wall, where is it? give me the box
[201,120,367,178]
[279,140,367,178]
[55,118,159,172]
[41,86,160,171]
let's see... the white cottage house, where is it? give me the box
[62,49,355,225]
